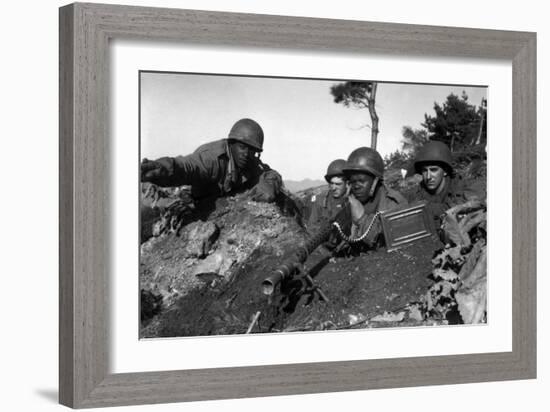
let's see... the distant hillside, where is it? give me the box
[284,179,325,193]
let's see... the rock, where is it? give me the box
[386,293,400,301]
[195,273,225,287]
[141,289,163,321]
[370,311,405,322]
[191,251,235,279]
[183,221,219,258]
[141,204,161,243]
[408,304,424,321]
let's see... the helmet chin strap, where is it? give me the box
[368,177,379,199]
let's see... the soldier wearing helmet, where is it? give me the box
[412,141,479,228]
[343,147,407,249]
[140,118,282,239]
[306,159,349,232]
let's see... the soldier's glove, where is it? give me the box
[140,158,167,182]
[249,170,282,203]
[250,185,276,203]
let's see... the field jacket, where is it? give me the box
[306,189,348,232]
[411,177,481,228]
[144,139,282,200]
[350,186,408,248]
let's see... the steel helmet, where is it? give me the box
[343,147,384,178]
[414,141,453,174]
[324,159,347,182]
[227,118,264,152]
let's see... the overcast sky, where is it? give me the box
[140,72,486,181]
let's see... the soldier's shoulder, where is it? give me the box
[384,186,408,205]
[406,184,425,203]
[309,188,329,204]
[193,139,228,158]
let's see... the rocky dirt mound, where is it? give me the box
[274,237,442,332]
[140,164,487,337]
[140,190,308,337]
[141,201,441,337]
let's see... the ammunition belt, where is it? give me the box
[332,211,382,243]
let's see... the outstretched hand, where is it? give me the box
[249,171,281,203]
[249,185,276,203]
[140,158,164,182]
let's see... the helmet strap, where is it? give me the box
[369,177,379,198]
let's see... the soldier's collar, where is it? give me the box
[225,140,250,187]
[362,186,383,214]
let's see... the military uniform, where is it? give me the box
[142,139,281,200]
[140,137,282,242]
[410,177,480,228]
[340,147,408,250]
[306,190,347,231]
[350,186,408,248]
[412,141,483,229]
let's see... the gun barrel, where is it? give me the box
[261,205,351,295]
[261,263,296,295]
[261,271,284,296]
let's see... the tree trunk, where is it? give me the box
[367,83,379,150]
[450,131,456,152]
[474,98,486,146]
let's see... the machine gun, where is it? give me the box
[261,200,437,299]
[261,204,352,298]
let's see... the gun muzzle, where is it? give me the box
[261,262,297,295]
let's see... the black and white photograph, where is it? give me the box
[139,71,488,338]
[3,0,545,409]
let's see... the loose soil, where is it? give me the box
[140,164,486,338]
[141,227,441,337]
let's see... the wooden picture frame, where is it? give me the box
[59,2,536,408]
